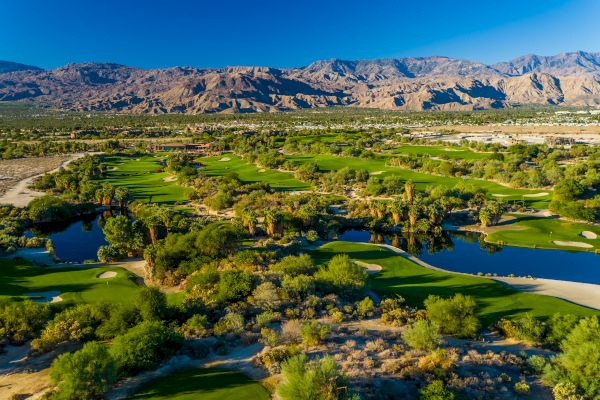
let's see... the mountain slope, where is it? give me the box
[1,52,600,113]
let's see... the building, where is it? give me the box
[152,142,212,153]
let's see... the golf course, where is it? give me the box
[311,241,598,326]
[128,368,269,400]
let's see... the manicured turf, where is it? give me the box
[129,368,270,400]
[199,154,310,191]
[311,242,597,326]
[288,154,551,207]
[0,259,141,306]
[393,144,493,160]
[486,215,600,252]
[101,155,192,204]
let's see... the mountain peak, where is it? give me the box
[0,61,43,74]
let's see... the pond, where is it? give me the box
[27,214,109,262]
[338,229,600,285]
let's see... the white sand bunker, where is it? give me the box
[443,148,462,152]
[258,169,266,173]
[354,261,382,275]
[370,171,385,175]
[218,157,231,162]
[97,271,117,279]
[492,194,509,197]
[523,192,549,198]
[553,240,593,249]
[24,291,62,303]
[163,175,177,182]
[108,166,118,171]
[581,231,598,239]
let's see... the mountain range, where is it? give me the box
[1,51,600,113]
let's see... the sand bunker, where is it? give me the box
[97,271,117,279]
[492,194,509,197]
[580,231,598,239]
[258,169,266,173]
[354,260,382,275]
[24,291,62,303]
[370,171,385,175]
[523,192,549,198]
[219,157,231,162]
[552,240,593,248]
[163,175,177,182]
[443,148,462,152]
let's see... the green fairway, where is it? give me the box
[199,154,310,191]
[129,368,270,400]
[486,215,600,252]
[288,154,551,207]
[393,144,493,160]
[311,242,597,326]
[101,155,192,204]
[0,259,142,305]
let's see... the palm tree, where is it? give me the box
[264,210,282,237]
[114,187,132,214]
[404,180,415,204]
[242,210,258,236]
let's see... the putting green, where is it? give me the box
[486,215,600,252]
[0,259,141,305]
[101,155,192,204]
[287,154,551,207]
[129,368,269,400]
[199,154,310,191]
[310,242,597,326]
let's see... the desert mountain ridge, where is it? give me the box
[1,51,600,113]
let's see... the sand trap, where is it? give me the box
[523,192,549,198]
[24,291,62,303]
[97,271,117,279]
[370,171,385,176]
[492,193,509,197]
[443,148,462,152]
[552,240,593,248]
[581,231,598,239]
[219,157,231,162]
[258,169,266,173]
[354,260,382,275]
[108,166,118,171]
[163,175,177,182]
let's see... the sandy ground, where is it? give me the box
[552,240,593,248]
[218,157,231,161]
[97,271,117,279]
[0,153,87,208]
[523,192,549,198]
[0,156,71,196]
[581,230,598,239]
[492,193,509,197]
[370,171,385,175]
[354,260,383,275]
[371,243,600,310]
[162,175,177,182]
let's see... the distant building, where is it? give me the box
[545,137,576,146]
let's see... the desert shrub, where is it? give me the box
[95,305,139,339]
[213,312,245,336]
[109,321,182,376]
[252,281,280,310]
[260,344,300,374]
[301,320,330,347]
[260,327,280,347]
[181,314,210,338]
[546,313,580,347]
[356,297,375,319]
[97,245,127,262]
[552,382,581,400]
[380,297,409,326]
[0,300,50,344]
[496,318,517,338]
[135,286,167,321]
[255,310,280,327]
[402,319,442,351]
[282,274,315,298]
[513,314,545,343]
[276,354,356,400]
[50,342,117,400]
[514,381,530,395]
[527,354,547,374]
[417,349,458,377]
[315,254,367,295]
[271,254,314,276]
[419,380,455,400]
[281,320,303,343]
[424,294,480,338]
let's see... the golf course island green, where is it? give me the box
[129,368,269,400]
[311,241,597,326]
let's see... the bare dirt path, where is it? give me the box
[0,153,87,208]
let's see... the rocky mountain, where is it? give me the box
[1,52,600,113]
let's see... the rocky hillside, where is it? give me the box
[1,51,599,113]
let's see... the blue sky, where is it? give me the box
[1,0,599,69]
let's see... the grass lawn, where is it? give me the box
[199,154,310,191]
[129,368,270,400]
[101,155,192,204]
[311,242,597,326]
[0,259,142,306]
[486,215,600,252]
[286,154,551,208]
[393,144,493,160]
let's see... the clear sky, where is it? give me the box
[2,0,599,69]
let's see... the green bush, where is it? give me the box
[402,319,442,351]
[301,321,330,347]
[315,254,367,295]
[419,380,455,400]
[424,294,480,338]
[50,342,117,400]
[0,300,50,344]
